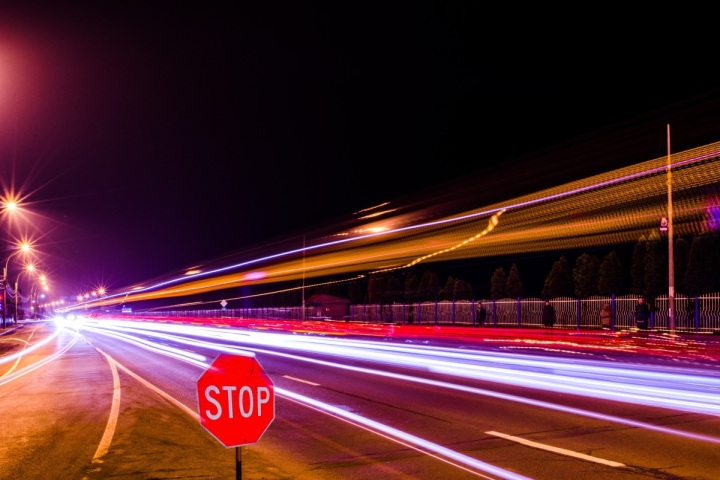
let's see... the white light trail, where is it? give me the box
[0,324,67,365]
[279,387,533,480]
[75,319,720,414]
[0,328,80,385]
[74,320,531,479]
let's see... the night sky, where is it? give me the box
[2,4,720,298]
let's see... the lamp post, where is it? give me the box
[30,277,48,320]
[667,124,675,333]
[302,235,306,321]
[2,242,32,328]
[14,264,36,324]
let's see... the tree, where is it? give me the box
[384,274,404,304]
[542,256,573,298]
[644,230,667,299]
[367,272,388,304]
[441,275,456,301]
[506,263,524,298]
[598,250,623,295]
[490,267,507,299]
[417,270,440,302]
[708,233,720,293]
[630,234,647,295]
[573,253,600,298]
[673,236,690,294]
[685,233,720,295]
[453,278,473,300]
[403,272,419,303]
[348,278,365,304]
[685,235,704,296]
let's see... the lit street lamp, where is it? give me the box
[30,276,48,320]
[667,124,675,332]
[2,242,32,328]
[14,264,36,324]
[1,197,29,327]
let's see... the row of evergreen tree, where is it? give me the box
[315,230,720,304]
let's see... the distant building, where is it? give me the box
[306,293,351,320]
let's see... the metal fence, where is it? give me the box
[153,293,720,333]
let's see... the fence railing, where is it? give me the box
[147,293,720,334]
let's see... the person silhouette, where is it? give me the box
[634,297,650,330]
[542,300,555,327]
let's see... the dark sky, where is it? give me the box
[1,4,719,298]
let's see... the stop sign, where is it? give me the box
[197,354,275,447]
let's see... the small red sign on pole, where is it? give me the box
[197,354,275,448]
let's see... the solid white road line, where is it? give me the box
[92,347,122,463]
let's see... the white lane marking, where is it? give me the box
[0,330,78,385]
[0,338,28,377]
[82,345,199,479]
[283,375,320,386]
[104,352,199,420]
[92,348,122,463]
[280,388,533,480]
[485,431,626,468]
[79,326,530,479]
[0,324,49,376]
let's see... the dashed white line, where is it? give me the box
[283,375,320,386]
[486,431,626,468]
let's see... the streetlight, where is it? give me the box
[14,263,36,324]
[667,124,675,333]
[30,277,48,320]
[2,242,32,328]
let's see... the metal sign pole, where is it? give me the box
[236,446,242,480]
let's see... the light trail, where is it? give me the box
[66,142,720,310]
[73,318,720,443]
[74,320,530,479]
[0,328,80,385]
[0,325,67,366]
[278,388,533,480]
[68,321,210,369]
[76,318,720,405]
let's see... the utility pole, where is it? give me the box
[15,278,19,324]
[1,268,6,328]
[667,124,675,332]
[301,235,306,321]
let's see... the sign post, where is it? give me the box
[197,354,275,479]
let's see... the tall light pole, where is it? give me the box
[1,200,21,328]
[2,242,32,328]
[29,275,48,320]
[667,124,675,333]
[14,264,35,324]
[302,235,306,321]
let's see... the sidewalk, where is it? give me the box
[0,321,21,336]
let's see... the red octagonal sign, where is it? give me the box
[197,354,275,448]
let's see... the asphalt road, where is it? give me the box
[1,318,719,479]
